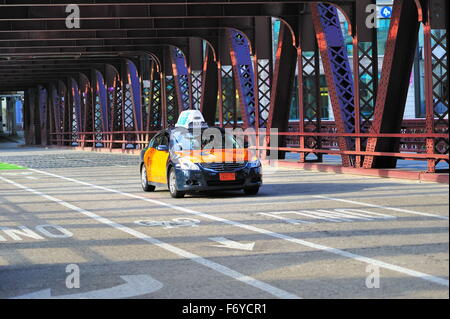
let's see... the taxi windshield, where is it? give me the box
[170,128,243,152]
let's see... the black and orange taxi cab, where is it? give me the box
[140,110,262,198]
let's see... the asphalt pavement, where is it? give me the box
[0,148,448,299]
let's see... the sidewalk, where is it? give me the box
[0,132,25,150]
[277,154,449,184]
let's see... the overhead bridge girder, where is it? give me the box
[2,0,447,174]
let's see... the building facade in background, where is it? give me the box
[0,95,23,135]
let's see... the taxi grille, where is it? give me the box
[207,180,245,186]
[200,162,247,172]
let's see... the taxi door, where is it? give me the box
[146,133,170,184]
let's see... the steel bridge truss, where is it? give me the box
[0,0,447,174]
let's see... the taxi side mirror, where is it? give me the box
[156,145,169,152]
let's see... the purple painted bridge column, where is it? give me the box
[71,79,82,135]
[171,47,192,112]
[311,3,356,166]
[38,85,48,145]
[125,59,143,132]
[228,29,257,129]
[95,71,109,133]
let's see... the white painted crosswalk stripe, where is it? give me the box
[315,195,449,220]
[317,209,371,221]
[258,211,314,224]
[290,210,347,223]
[259,209,397,224]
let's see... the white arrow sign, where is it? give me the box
[11,275,163,299]
[209,237,255,251]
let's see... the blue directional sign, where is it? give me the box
[380,6,392,18]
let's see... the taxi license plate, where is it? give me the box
[219,173,236,181]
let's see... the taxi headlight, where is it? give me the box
[248,159,261,168]
[178,158,200,171]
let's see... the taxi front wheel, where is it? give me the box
[168,167,186,198]
[244,186,260,195]
[141,165,156,192]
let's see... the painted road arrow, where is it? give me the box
[210,237,255,251]
[11,275,163,299]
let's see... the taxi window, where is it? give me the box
[160,134,169,147]
[170,128,243,151]
[149,134,162,148]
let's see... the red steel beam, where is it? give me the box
[363,0,422,169]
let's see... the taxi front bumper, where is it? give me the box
[174,164,262,192]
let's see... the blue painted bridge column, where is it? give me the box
[228,29,257,129]
[125,59,143,132]
[38,85,48,145]
[93,70,109,147]
[50,83,63,146]
[121,59,144,149]
[171,47,192,112]
[70,78,82,146]
[311,3,356,166]
[95,71,109,133]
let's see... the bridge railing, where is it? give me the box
[286,119,449,154]
[266,132,448,159]
[50,131,159,150]
[48,120,449,173]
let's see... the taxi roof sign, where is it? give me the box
[175,110,207,129]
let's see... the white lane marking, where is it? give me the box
[314,195,449,220]
[293,210,348,223]
[12,275,163,299]
[314,209,370,221]
[334,208,395,220]
[258,212,313,225]
[258,209,396,225]
[210,237,255,251]
[0,172,33,176]
[25,169,450,287]
[0,176,299,300]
